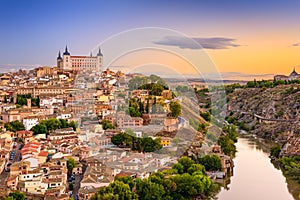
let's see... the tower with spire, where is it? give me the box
[96,48,103,71]
[289,66,300,80]
[57,51,63,69]
[62,45,71,70]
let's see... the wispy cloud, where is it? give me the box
[153,36,241,50]
[0,64,42,73]
[292,43,300,47]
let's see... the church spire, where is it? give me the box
[57,51,62,60]
[97,48,103,56]
[63,45,70,55]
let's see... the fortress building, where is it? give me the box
[57,46,103,71]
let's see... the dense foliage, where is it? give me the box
[138,83,168,96]
[128,98,144,117]
[30,118,76,135]
[278,156,300,183]
[198,154,222,171]
[200,111,211,122]
[67,157,76,173]
[169,101,181,118]
[102,119,116,130]
[4,191,26,200]
[217,125,238,156]
[16,94,40,107]
[91,157,215,200]
[4,121,25,132]
[111,131,162,153]
[128,75,168,91]
[270,145,281,158]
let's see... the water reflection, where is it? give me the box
[215,135,295,200]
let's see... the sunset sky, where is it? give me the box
[0,0,299,76]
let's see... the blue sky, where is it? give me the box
[0,0,299,74]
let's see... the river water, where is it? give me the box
[215,135,296,200]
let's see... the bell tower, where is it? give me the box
[63,45,72,70]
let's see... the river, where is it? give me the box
[215,135,296,200]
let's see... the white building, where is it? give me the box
[23,116,39,130]
[57,46,103,71]
[56,112,72,120]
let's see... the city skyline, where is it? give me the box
[0,0,300,76]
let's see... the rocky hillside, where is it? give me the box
[226,84,300,156]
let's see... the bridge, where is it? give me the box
[231,109,297,123]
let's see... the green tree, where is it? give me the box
[114,176,135,190]
[102,120,116,130]
[178,156,195,173]
[5,191,26,200]
[200,112,211,122]
[30,124,48,135]
[187,164,206,175]
[41,118,62,131]
[136,179,166,200]
[172,163,184,174]
[68,121,77,131]
[222,125,238,142]
[169,101,181,118]
[218,136,237,156]
[59,119,68,128]
[111,133,126,146]
[198,154,222,171]
[270,145,281,158]
[171,173,212,199]
[4,121,25,132]
[145,99,150,113]
[67,157,76,173]
[91,180,138,200]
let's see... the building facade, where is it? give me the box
[274,67,300,81]
[57,46,103,71]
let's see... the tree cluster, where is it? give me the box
[169,101,181,118]
[138,83,168,96]
[30,118,77,135]
[16,94,40,107]
[128,75,167,91]
[4,191,26,200]
[217,125,238,156]
[128,98,144,117]
[279,156,300,183]
[67,157,76,173]
[91,157,215,200]
[197,154,222,172]
[200,111,211,122]
[102,120,116,130]
[4,121,25,132]
[111,131,162,153]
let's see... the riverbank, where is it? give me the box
[214,135,296,200]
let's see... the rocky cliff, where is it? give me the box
[226,84,300,156]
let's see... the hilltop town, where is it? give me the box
[0,48,234,200]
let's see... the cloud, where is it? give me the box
[153,36,241,50]
[0,64,42,73]
[292,43,300,47]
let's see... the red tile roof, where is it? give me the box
[38,151,48,157]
